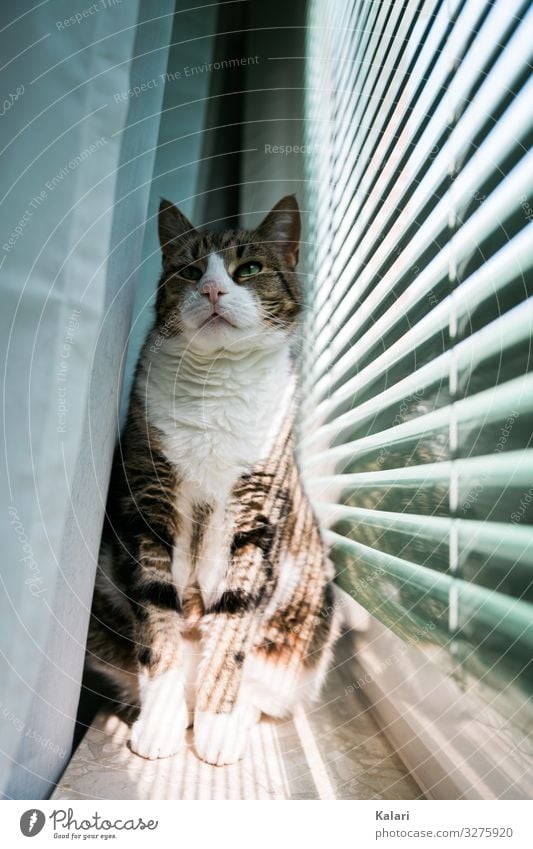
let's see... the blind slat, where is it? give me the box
[306,451,533,506]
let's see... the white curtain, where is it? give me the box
[0,0,174,798]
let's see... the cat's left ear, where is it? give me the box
[254,195,301,269]
[158,198,198,262]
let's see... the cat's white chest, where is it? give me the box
[158,393,269,498]
[143,343,292,501]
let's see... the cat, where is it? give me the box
[85,194,339,765]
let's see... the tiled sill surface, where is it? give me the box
[53,633,422,800]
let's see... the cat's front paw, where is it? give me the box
[129,699,188,760]
[194,705,260,766]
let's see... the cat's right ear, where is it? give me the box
[158,198,197,261]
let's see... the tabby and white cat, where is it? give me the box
[86,195,339,765]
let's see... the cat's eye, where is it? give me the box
[177,265,203,281]
[234,261,262,280]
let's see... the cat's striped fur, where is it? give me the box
[86,195,339,765]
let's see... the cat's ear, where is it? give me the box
[158,198,198,259]
[254,195,301,269]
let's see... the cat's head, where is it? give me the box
[155,195,301,354]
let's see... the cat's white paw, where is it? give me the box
[194,705,260,766]
[129,668,188,760]
[129,699,188,760]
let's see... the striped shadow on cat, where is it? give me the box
[85,195,340,765]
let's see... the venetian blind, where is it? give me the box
[300,0,533,743]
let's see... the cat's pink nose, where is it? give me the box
[202,279,228,305]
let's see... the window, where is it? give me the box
[300,0,533,791]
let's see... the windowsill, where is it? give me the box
[53,633,421,800]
